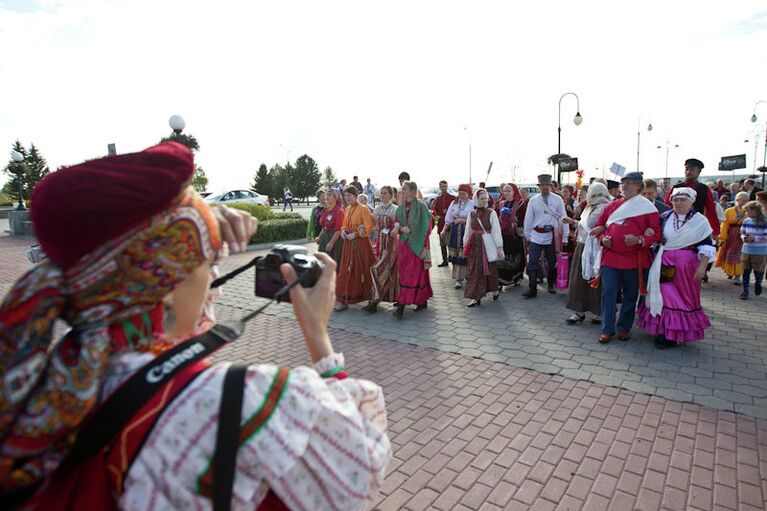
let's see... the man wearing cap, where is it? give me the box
[522,174,569,297]
[431,180,455,267]
[591,172,661,343]
[664,159,720,237]
[607,180,622,199]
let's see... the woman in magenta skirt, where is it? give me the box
[393,181,433,319]
[637,187,715,349]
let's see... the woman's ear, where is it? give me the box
[167,260,212,340]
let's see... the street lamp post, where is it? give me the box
[557,92,583,184]
[657,141,679,179]
[750,101,767,187]
[10,150,26,211]
[636,115,653,172]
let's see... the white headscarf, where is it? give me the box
[671,187,696,203]
[473,189,489,208]
[582,182,612,219]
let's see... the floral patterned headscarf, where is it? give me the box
[0,144,222,492]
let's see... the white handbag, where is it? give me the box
[477,214,501,263]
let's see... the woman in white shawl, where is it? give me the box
[636,187,716,349]
[562,183,612,324]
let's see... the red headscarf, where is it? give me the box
[455,183,473,202]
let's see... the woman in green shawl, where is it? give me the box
[393,181,433,319]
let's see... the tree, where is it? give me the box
[268,163,286,203]
[322,166,337,189]
[291,154,322,201]
[160,133,200,152]
[159,132,207,191]
[2,141,48,203]
[3,141,26,203]
[23,143,50,196]
[251,163,272,195]
[191,166,208,192]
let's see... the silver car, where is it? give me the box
[422,186,458,208]
[204,189,269,205]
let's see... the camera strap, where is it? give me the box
[62,321,244,468]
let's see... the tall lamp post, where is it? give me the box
[750,100,767,187]
[557,92,583,184]
[636,115,653,172]
[9,150,26,211]
[657,141,679,179]
[744,127,764,173]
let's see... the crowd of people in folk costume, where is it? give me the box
[310,159,767,350]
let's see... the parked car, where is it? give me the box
[199,192,213,198]
[484,185,502,202]
[518,185,540,199]
[421,186,458,208]
[204,189,269,205]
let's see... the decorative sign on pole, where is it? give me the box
[718,154,747,171]
[558,157,579,172]
[609,162,626,177]
[107,143,117,156]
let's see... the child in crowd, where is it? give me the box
[740,201,767,299]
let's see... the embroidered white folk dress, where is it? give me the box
[101,351,390,511]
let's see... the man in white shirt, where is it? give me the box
[523,174,569,297]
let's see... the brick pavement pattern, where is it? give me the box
[2,233,767,509]
[216,233,767,419]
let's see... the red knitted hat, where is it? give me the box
[31,142,195,268]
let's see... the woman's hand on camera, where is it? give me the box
[280,252,336,363]
[213,206,257,253]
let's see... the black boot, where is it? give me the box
[755,272,764,296]
[523,271,538,298]
[547,270,557,294]
[438,246,449,267]
[393,303,405,319]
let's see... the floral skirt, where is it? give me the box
[370,233,399,303]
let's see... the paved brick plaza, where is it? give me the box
[2,231,767,510]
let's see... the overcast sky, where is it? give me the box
[1,1,766,191]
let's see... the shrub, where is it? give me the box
[211,203,273,221]
[273,212,304,220]
[251,218,308,244]
[0,201,13,208]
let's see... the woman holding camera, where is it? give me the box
[0,143,390,510]
[335,185,377,311]
[393,181,433,319]
[316,188,344,264]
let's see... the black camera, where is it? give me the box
[254,245,323,302]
